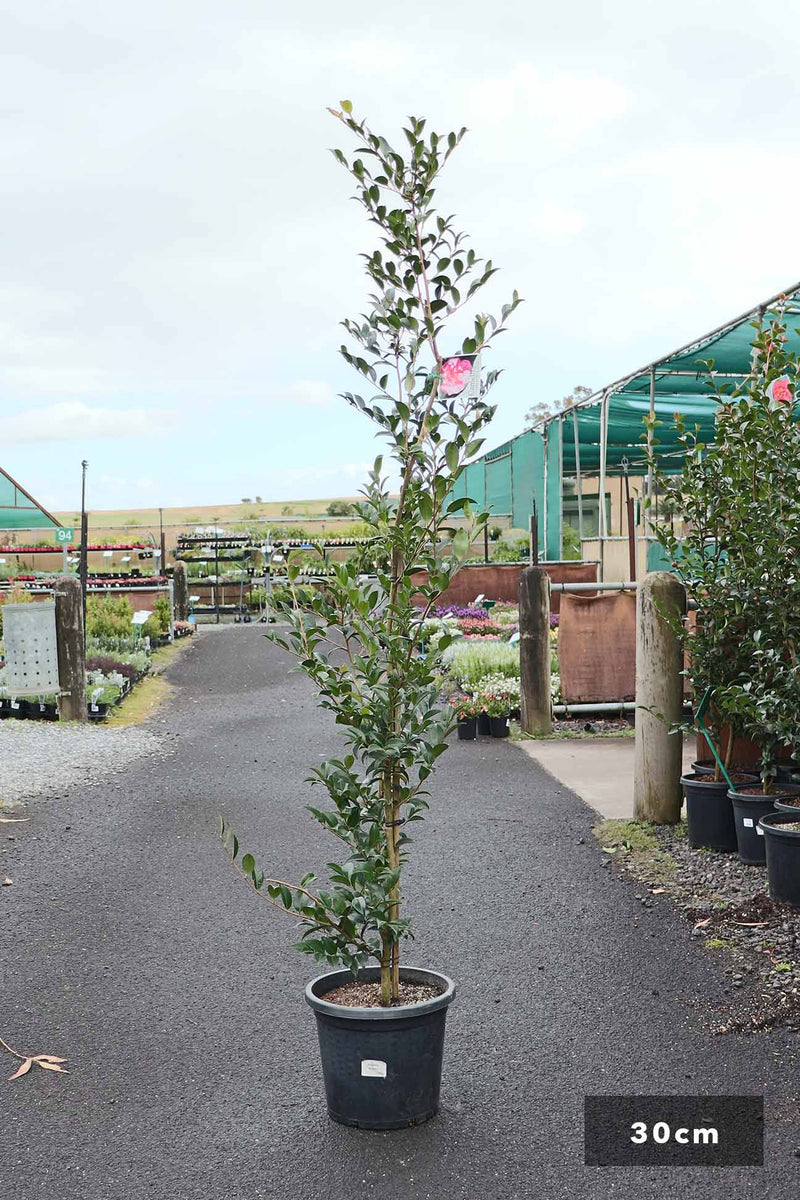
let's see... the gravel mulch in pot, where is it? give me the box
[594,817,800,1034]
[323,980,445,1008]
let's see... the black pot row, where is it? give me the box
[681,772,800,906]
[457,715,509,740]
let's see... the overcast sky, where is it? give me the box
[4,0,800,512]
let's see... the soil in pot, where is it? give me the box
[306,966,456,1130]
[325,980,445,1008]
[681,772,750,852]
[457,717,477,741]
[692,759,764,777]
[759,813,800,907]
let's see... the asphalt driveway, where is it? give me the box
[3,626,799,1199]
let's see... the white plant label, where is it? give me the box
[361,1059,387,1079]
[756,827,765,837]
[743,818,754,828]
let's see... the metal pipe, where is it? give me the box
[598,392,609,579]
[550,581,637,593]
[572,406,584,545]
[552,702,636,716]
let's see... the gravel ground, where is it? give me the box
[598,820,800,1033]
[0,719,166,810]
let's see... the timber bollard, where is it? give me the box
[633,571,686,823]
[519,566,552,736]
[173,561,189,621]
[55,575,87,723]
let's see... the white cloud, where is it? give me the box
[465,63,632,155]
[284,380,336,407]
[4,402,178,443]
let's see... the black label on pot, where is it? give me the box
[584,1095,763,1166]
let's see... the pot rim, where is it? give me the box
[728,789,781,804]
[758,812,800,838]
[682,772,750,790]
[305,965,456,1021]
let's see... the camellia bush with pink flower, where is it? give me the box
[647,309,800,784]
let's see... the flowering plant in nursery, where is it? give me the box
[220,104,519,1005]
[646,310,800,785]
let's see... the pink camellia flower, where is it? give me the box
[769,376,793,404]
[440,357,474,397]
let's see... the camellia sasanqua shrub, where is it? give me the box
[220,103,519,1004]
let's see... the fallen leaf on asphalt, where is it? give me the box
[651,888,666,894]
[0,1035,69,1082]
[694,917,712,929]
[2,878,12,886]
[0,818,28,824]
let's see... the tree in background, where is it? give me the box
[525,384,592,431]
[326,499,354,517]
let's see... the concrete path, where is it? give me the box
[519,736,695,819]
[3,627,799,1199]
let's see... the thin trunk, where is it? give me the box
[380,931,392,1006]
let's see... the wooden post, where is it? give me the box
[55,575,87,722]
[173,561,189,621]
[633,571,686,822]
[519,566,552,736]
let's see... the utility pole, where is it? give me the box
[79,460,89,627]
[159,506,166,573]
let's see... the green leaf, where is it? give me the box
[241,853,255,875]
[445,443,459,473]
[340,100,353,114]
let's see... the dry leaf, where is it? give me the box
[33,1055,67,1064]
[731,920,769,927]
[35,1061,68,1073]
[1,878,12,886]
[694,917,712,929]
[8,1058,32,1081]
[651,888,666,895]
[0,818,28,824]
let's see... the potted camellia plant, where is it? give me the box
[648,310,800,863]
[219,103,519,1129]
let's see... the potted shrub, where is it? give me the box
[647,311,800,858]
[218,104,519,1129]
[450,694,479,741]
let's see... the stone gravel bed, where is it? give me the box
[0,721,164,810]
[598,819,800,1032]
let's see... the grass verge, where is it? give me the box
[107,635,195,727]
[593,817,679,884]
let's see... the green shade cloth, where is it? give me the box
[0,467,59,531]
[461,281,800,530]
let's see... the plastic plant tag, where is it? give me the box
[743,818,754,828]
[361,1059,387,1079]
[757,827,765,837]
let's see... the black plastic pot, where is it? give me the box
[457,717,476,741]
[692,758,799,782]
[728,790,776,865]
[759,813,800,907]
[682,773,738,852]
[489,716,509,738]
[477,712,491,735]
[692,759,757,777]
[306,966,456,1130]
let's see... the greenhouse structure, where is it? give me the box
[452,280,800,580]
